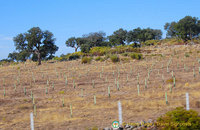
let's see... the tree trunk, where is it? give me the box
[37,52,41,65]
[75,47,78,52]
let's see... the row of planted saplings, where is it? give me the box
[2,57,200,118]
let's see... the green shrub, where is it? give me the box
[95,56,105,62]
[81,57,92,64]
[129,43,141,48]
[95,56,101,61]
[100,58,105,62]
[142,40,160,46]
[68,52,84,60]
[60,52,85,61]
[89,47,110,56]
[156,107,200,130]
[110,55,120,63]
[129,53,143,60]
[121,52,129,56]
[53,56,63,61]
[69,54,80,60]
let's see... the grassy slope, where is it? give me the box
[0,44,200,129]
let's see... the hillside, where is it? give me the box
[1,43,200,129]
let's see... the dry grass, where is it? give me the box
[1,44,200,129]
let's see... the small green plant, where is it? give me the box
[100,58,105,62]
[23,99,28,102]
[185,53,190,57]
[2,117,6,121]
[81,57,92,64]
[95,56,101,61]
[121,52,129,56]
[59,91,65,94]
[110,55,120,63]
[143,40,160,46]
[156,107,200,130]
[129,53,143,60]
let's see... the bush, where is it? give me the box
[95,56,105,62]
[142,40,160,46]
[81,57,92,64]
[53,56,63,61]
[68,54,80,60]
[95,56,102,61]
[68,52,85,60]
[110,55,120,63]
[156,107,200,130]
[59,52,85,61]
[121,52,129,56]
[100,58,105,62]
[129,42,141,48]
[89,47,110,56]
[129,53,143,60]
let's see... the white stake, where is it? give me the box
[30,112,34,130]
[118,101,123,125]
[186,93,190,110]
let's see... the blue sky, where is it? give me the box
[0,0,199,60]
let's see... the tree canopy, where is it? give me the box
[108,28,127,46]
[164,16,200,41]
[65,37,84,52]
[9,27,58,65]
[66,31,111,53]
[127,27,162,43]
